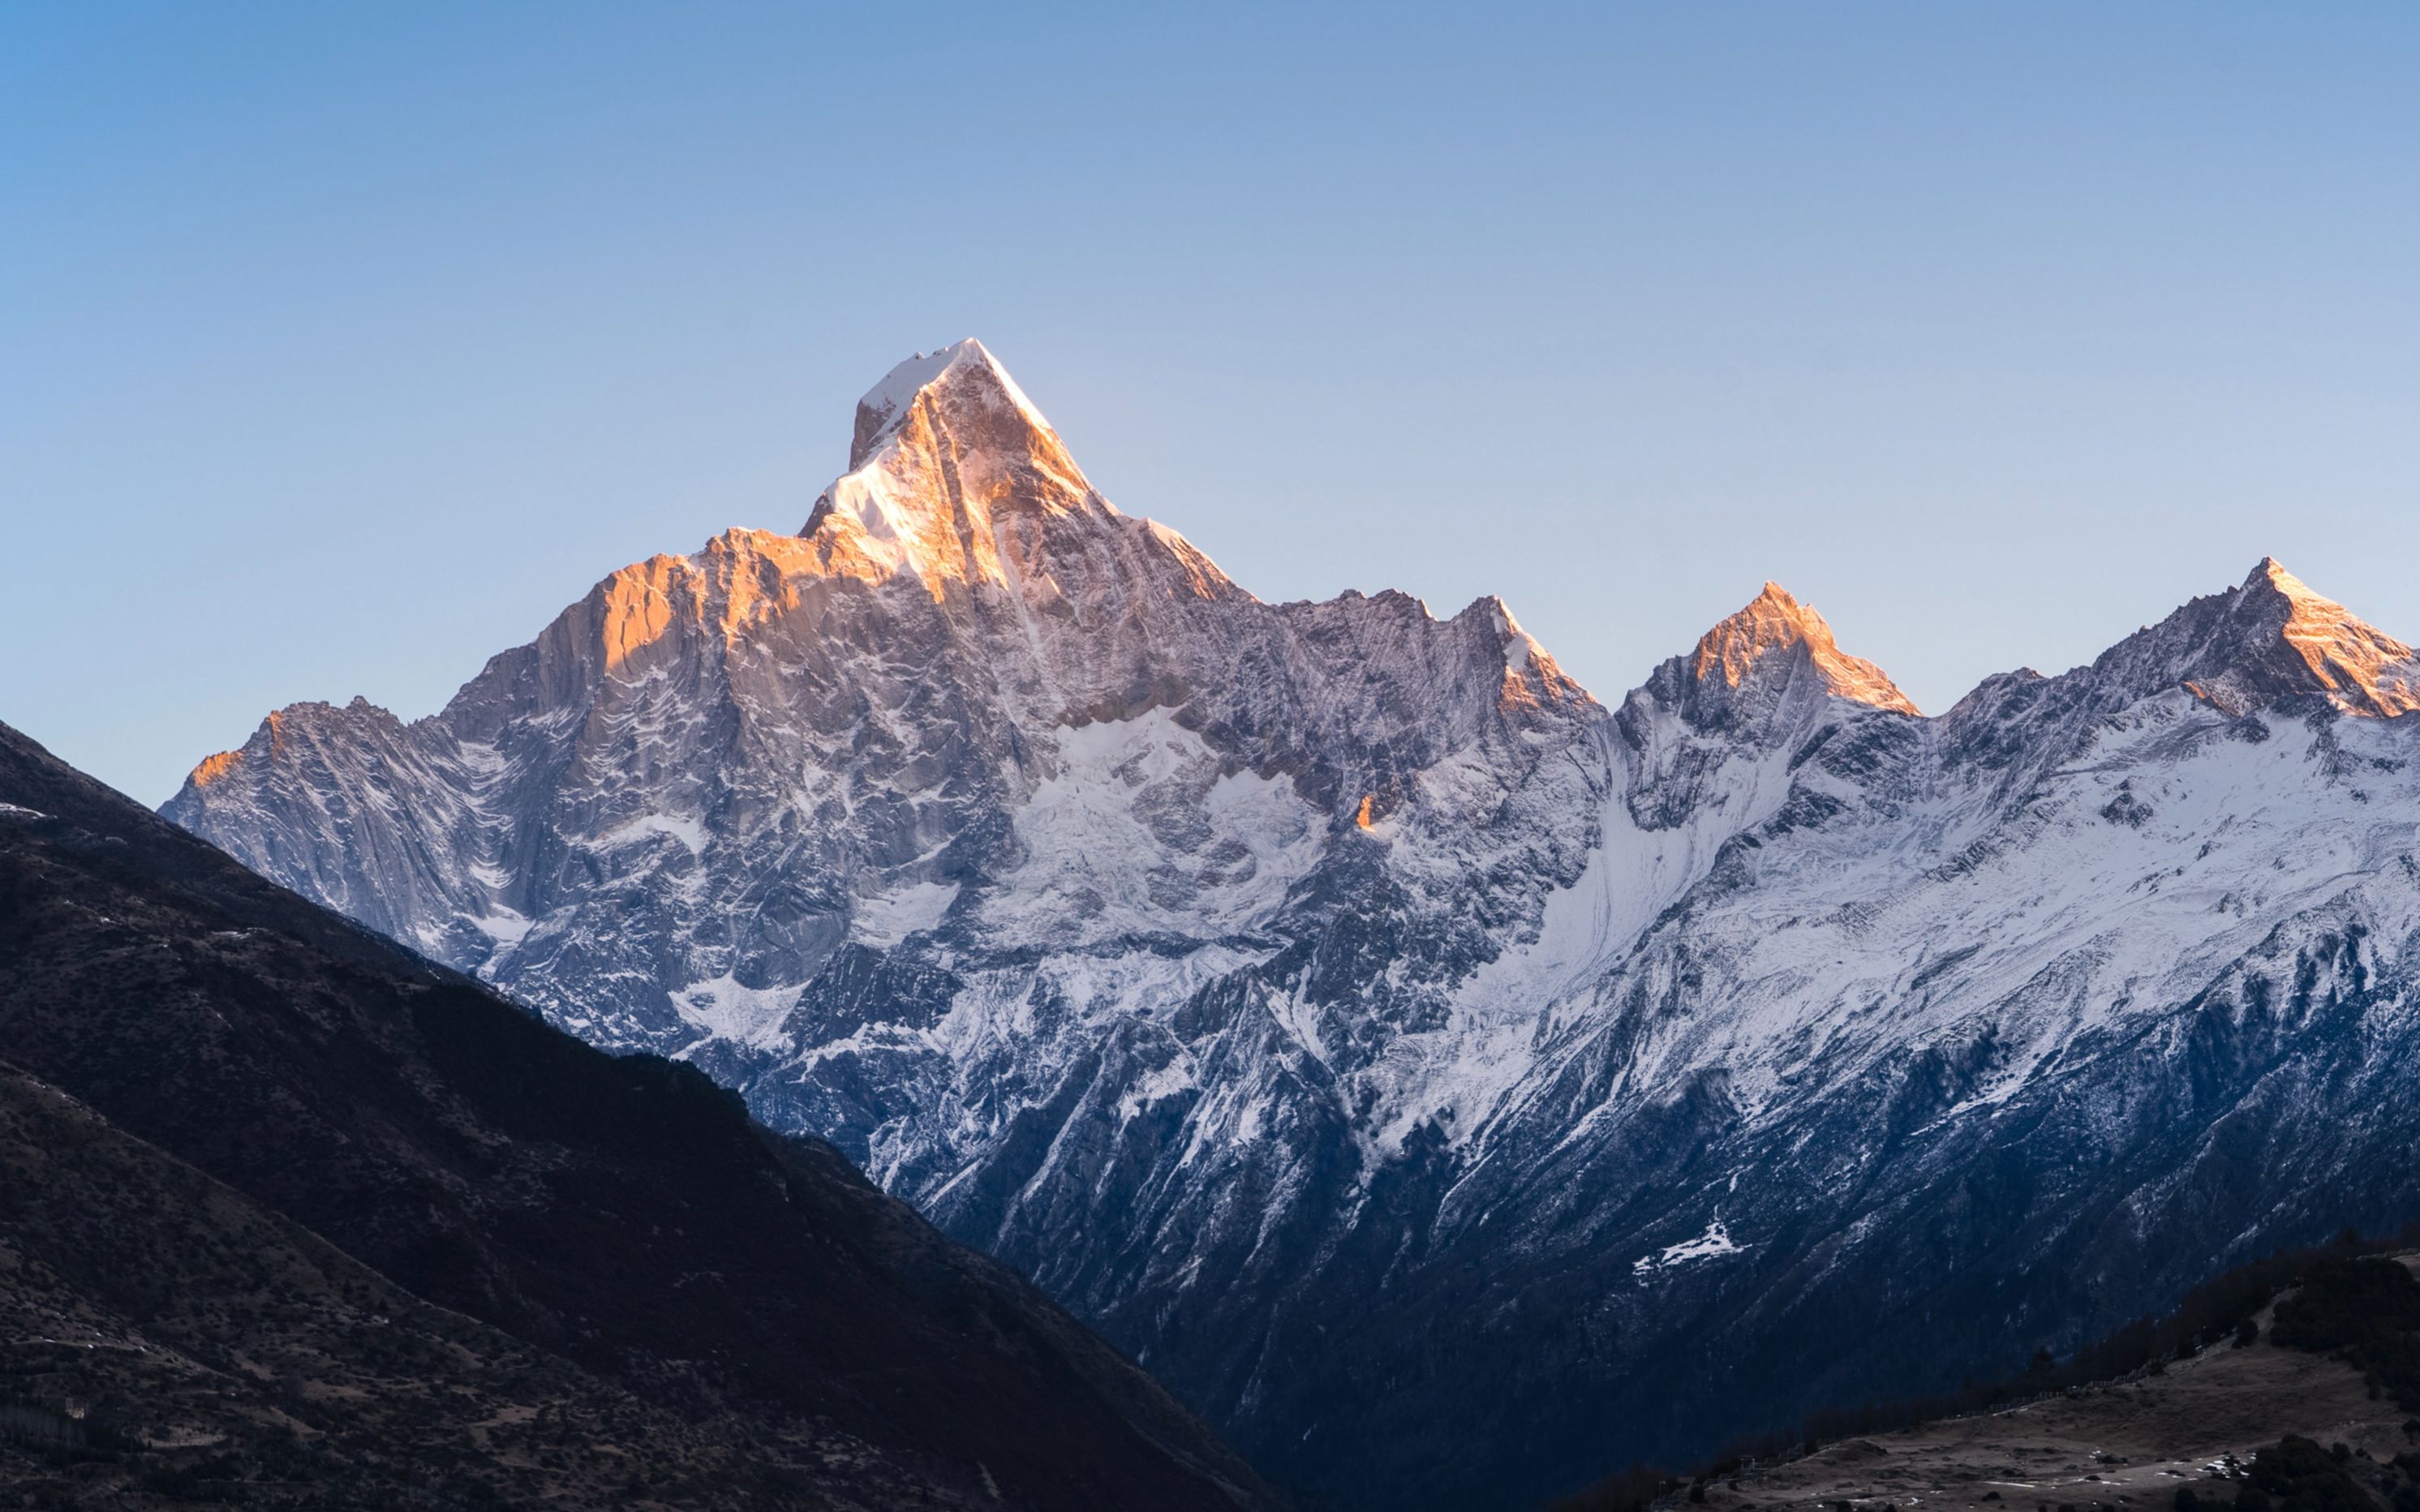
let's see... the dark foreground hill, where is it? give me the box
[0,719,1281,1511]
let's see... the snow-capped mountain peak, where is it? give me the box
[800,337,1161,599]
[1687,580,1917,715]
[2081,556,2420,719]
[844,336,1055,470]
[161,346,2420,1512]
[1618,582,1918,794]
[2242,556,2420,715]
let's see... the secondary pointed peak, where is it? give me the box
[2239,557,2370,635]
[2243,555,2305,595]
[2090,559,2420,719]
[2208,557,2419,715]
[1689,582,1917,715]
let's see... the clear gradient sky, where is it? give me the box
[7,3,2419,803]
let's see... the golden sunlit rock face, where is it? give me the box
[2145,557,2420,720]
[550,339,1596,797]
[2252,558,2420,716]
[184,709,291,790]
[164,337,1605,984]
[187,749,244,788]
[574,341,1260,679]
[1689,582,1919,715]
[599,560,681,672]
[802,338,1164,605]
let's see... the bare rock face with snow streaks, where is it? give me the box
[165,341,2420,1512]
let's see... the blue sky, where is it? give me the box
[6,2,2418,802]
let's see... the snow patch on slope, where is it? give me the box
[1636,1218,1743,1274]
[985,709,1322,947]
[854,880,961,944]
[599,813,707,856]
[672,973,801,1053]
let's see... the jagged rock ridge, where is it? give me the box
[165,341,2420,1512]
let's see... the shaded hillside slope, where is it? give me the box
[0,719,1280,1511]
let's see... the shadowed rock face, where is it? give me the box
[0,719,1281,1511]
[163,341,2420,1512]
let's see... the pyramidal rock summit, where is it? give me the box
[167,342,2420,1512]
[1691,581,1917,712]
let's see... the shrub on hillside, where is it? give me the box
[2239,1435,2379,1512]
[2272,1261,2420,1352]
[2269,1259,2420,1411]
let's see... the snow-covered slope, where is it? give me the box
[165,342,2420,1512]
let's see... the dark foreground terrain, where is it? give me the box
[1563,1252,2420,1512]
[0,720,1280,1511]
